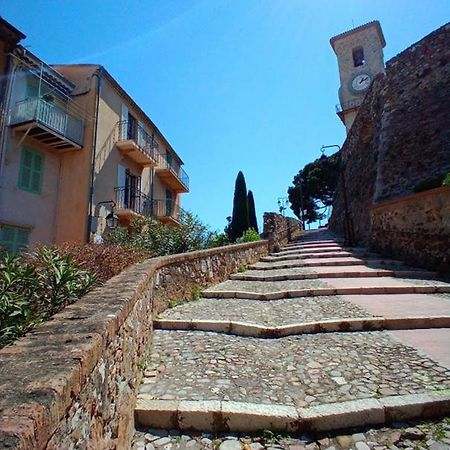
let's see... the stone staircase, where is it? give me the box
[134,229,450,434]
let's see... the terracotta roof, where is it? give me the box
[330,20,386,51]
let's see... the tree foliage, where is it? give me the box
[247,190,259,233]
[229,171,250,241]
[288,151,341,224]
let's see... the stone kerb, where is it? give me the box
[0,239,268,450]
[369,186,450,274]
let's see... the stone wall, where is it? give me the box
[329,23,450,244]
[370,187,450,274]
[263,212,303,251]
[0,240,268,450]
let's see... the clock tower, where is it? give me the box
[330,21,386,133]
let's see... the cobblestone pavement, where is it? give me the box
[140,331,450,407]
[205,279,329,294]
[133,417,450,450]
[159,296,374,326]
[135,230,450,437]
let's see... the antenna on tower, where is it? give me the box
[352,19,355,28]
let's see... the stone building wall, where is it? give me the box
[329,23,450,244]
[0,240,268,450]
[263,212,303,251]
[370,187,450,274]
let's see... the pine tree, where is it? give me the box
[247,190,258,233]
[229,171,249,241]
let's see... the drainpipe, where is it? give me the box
[0,52,18,182]
[85,68,102,243]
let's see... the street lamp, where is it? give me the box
[97,200,119,230]
[320,144,354,247]
[277,197,289,216]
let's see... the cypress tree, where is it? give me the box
[247,190,259,233]
[230,171,249,241]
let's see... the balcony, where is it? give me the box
[115,121,159,167]
[335,99,362,113]
[152,198,184,227]
[114,186,153,222]
[155,159,189,193]
[10,97,84,150]
[114,187,184,227]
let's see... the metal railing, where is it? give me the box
[10,97,84,146]
[114,187,185,222]
[115,120,160,162]
[158,156,190,190]
[335,99,362,113]
[152,198,184,222]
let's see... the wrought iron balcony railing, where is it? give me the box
[151,198,185,223]
[114,187,185,223]
[335,99,363,113]
[10,97,84,147]
[115,120,160,164]
[157,157,190,192]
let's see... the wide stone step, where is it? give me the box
[203,277,450,300]
[261,251,354,262]
[135,329,450,432]
[272,246,345,256]
[249,257,367,270]
[230,266,436,281]
[284,240,343,249]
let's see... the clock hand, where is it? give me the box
[359,77,369,84]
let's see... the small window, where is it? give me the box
[18,147,44,194]
[352,46,365,67]
[0,225,30,254]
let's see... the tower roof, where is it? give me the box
[330,20,386,52]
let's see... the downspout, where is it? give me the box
[85,68,102,243]
[0,52,18,181]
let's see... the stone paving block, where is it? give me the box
[178,401,221,431]
[381,393,450,422]
[221,401,300,432]
[299,399,385,431]
[135,397,179,429]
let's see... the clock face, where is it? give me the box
[351,73,372,92]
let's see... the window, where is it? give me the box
[352,47,365,67]
[18,147,44,194]
[0,225,30,254]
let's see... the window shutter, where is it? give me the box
[18,147,44,194]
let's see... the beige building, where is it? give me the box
[0,19,188,253]
[330,21,386,132]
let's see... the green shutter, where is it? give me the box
[0,226,30,254]
[18,147,44,194]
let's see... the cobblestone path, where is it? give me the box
[134,229,450,448]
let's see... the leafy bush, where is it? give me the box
[56,243,149,283]
[208,232,230,248]
[107,211,215,256]
[1,247,97,348]
[413,174,445,193]
[442,172,450,187]
[236,228,261,243]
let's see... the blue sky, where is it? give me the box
[2,1,449,232]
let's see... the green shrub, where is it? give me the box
[0,247,97,348]
[208,232,230,248]
[442,172,450,187]
[107,211,214,256]
[413,175,445,193]
[236,228,260,243]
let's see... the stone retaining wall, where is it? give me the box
[0,240,268,450]
[329,24,450,244]
[370,187,450,274]
[263,212,303,252]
